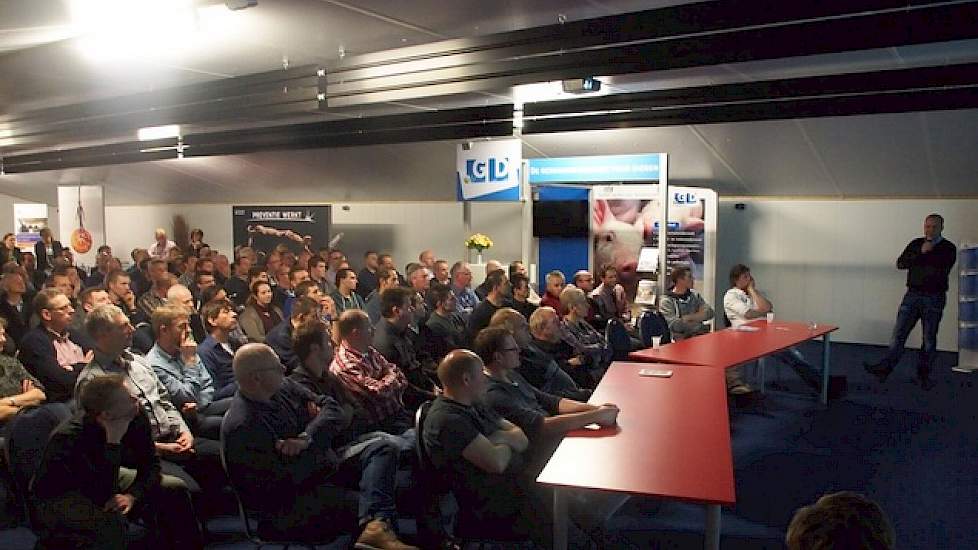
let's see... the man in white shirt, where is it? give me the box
[147,228,177,260]
[723,264,821,393]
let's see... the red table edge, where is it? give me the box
[536,361,736,507]
[628,321,840,366]
[536,479,736,507]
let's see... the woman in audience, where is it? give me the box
[0,233,22,266]
[0,271,33,353]
[238,280,283,343]
[560,286,612,374]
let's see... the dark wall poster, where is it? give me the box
[232,205,331,254]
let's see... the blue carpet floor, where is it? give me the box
[2,342,974,549]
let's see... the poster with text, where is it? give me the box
[14,203,49,251]
[591,185,716,303]
[232,205,331,255]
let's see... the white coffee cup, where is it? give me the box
[766,312,775,323]
[651,336,662,348]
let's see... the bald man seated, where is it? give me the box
[221,343,417,549]
[422,350,554,546]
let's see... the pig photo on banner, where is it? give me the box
[592,186,708,303]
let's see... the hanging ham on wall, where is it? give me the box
[70,186,93,254]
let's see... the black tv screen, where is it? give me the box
[533,200,589,238]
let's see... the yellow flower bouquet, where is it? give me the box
[464,233,493,253]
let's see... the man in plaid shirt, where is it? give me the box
[330,309,413,435]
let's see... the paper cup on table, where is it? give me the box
[651,336,662,348]
[766,312,775,323]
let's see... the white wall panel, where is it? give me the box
[717,199,978,351]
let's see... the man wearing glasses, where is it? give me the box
[223,343,418,549]
[19,288,93,402]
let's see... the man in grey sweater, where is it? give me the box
[659,267,755,395]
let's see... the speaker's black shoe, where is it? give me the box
[863,361,891,383]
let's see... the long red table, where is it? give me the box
[537,361,735,550]
[629,320,839,404]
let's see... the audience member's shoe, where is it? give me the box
[863,361,891,383]
[355,519,419,550]
[728,383,756,395]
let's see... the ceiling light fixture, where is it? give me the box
[137,124,181,141]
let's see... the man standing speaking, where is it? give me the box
[865,214,957,390]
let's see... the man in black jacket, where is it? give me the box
[865,213,957,390]
[373,287,436,411]
[222,343,417,549]
[19,288,92,402]
[31,374,201,549]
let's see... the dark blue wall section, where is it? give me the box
[534,185,589,288]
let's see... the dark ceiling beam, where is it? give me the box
[521,67,978,134]
[323,1,978,106]
[331,1,945,73]
[523,63,978,116]
[1,105,514,174]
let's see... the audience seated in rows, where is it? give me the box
[475,326,618,475]
[466,270,509,344]
[373,286,437,411]
[365,267,399,324]
[224,256,253,308]
[266,296,321,375]
[529,306,600,390]
[105,268,147,326]
[137,259,172,319]
[589,264,630,327]
[76,304,225,514]
[488,308,590,401]
[332,268,366,314]
[0,318,46,425]
[32,374,201,548]
[19,288,91,403]
[472,260,501,301]
[198,299,240,400]
[238,280,283,343]
[540,270,567,315]
[509,272,538,320]
[0,271,33,353]
[357,250,380,299]
[450,261,479,315]
[560,286,613,374]
[221,343,418,549]
[330,310,414,434]
[424,284,466,363]
[147,304,227,440]
[422,349,553,546]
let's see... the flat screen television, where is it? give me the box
[532,200,589,238]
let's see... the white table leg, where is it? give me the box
[705,504,721,550]
[554,487,568,550]
[821,332,831,405]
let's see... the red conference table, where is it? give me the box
[629,320,839,404]
[537,362,735,550]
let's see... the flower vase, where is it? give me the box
[476,252,484,264]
